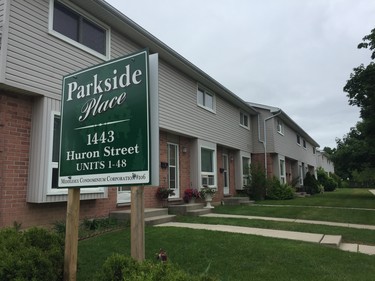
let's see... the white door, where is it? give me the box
[223,154,229,195]
[168,143,179,198]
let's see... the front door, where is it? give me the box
[168,143,179,198]
[223,154,229,195]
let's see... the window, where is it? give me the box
[242,157,251,187]
[201,148,215,187]
[313,147,316,154]
[303,139,307,148]
[168,143,179,195]
[51,1,108,58]
[277,119,284,134]
[297,134,301,145]
[279,159,286,184]
[197,88,214,111]
[240,111,249,128]
[51,115,61,189]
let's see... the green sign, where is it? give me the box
[58,50,150,187]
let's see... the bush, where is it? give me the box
[94,254,218,281]
[304,172,321,195]
[324,177,338,191]
[317,168,338,192]
[244,164,267,200]
[0,227,64,281]
[266,177,295,200]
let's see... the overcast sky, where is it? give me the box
[106,0,375,149]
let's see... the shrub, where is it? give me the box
[94,254,218,281]
[304,172,321,195]
[324,177,338,191]
[0,227,64,281]
[244,164,267,200]
[266,177,295,200]
[317,168,338,192]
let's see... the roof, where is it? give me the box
[69,0,258,115]
[248,102,320,148]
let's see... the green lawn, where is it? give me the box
[77,188,375,280]
[256,188,375,208]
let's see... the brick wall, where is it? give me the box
[0,92,33,227]
[0,92,132,228]
[251,153,274,178]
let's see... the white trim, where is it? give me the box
[167,142,180,198]
[48,0,111,61]
[222,153,230,195]
[198,140,217,189]
[279,155,286,184]
[197,86,216,113]
[239,111,250,130]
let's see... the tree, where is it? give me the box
[332,122,371,180]
[340,27,375,174]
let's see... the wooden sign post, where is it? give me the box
[63,188,80,281]
[131,186,145,261]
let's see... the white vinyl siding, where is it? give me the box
[2,0,140,100]
[159,61,252,152]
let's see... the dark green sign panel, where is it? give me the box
[58,50,150,187]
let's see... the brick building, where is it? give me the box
[0,0,327,228]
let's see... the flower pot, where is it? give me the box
[189,197,196,204]
[204,194,214,209]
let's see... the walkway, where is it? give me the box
[156,214,375,256]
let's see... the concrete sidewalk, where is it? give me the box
[201,213,375,230]
[156,216,375,255]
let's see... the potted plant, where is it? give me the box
[183,188,200,203]
[200,186,216,209]
[156,187,175,207]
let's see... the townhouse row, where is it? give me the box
[0,0,333,228]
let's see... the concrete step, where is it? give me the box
[145,214,176,226]
[320,235,342,247]
[168,203,206,215]
[223,197,254,206]
[187,208,212,216]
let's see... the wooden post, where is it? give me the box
[131,185,145,261]
[63,188,80,281]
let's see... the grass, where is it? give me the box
[78,227,375,281]
[256,188,375,208]
[77,188,375,280]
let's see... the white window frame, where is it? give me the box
[279,157,286,184]
[303,139,307,149]
[48,111,104,195]
[240,111,250,129]
[197,87,215,113]
[200,146,217,188]
[242,156,251,187]
[167,143,179,197]
[277,118,284,135]
[297,134,301,146]
[48,0,111,60]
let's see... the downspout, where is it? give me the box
[259,110,282,177]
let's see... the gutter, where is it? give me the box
[258,110,282,176]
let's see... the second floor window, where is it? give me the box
[197,88,214,111]
[240,111,249,128]
[52,1,107,56]
[277,119,284,134]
